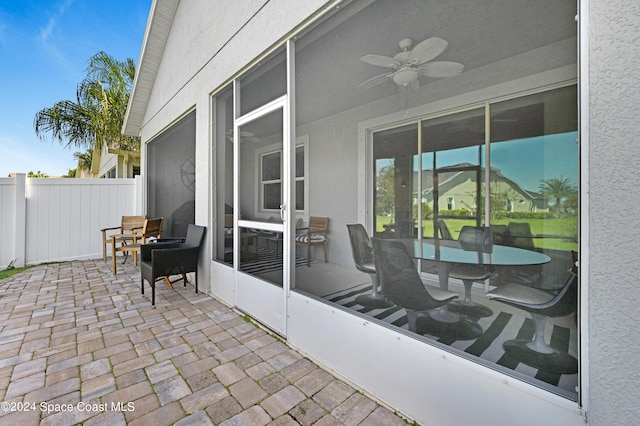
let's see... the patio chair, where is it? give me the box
[347,224,393,308]
[295,216,329,266]
[100,215,146,261]
[111,217,163,274]
[446,226,495,317]
[487,253,578,373]
[371,238,482,340]
[140,224,206,306]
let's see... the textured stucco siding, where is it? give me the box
[588,0,640,423]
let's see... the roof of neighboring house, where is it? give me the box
[122,0,179,137]
[418,163,546,203]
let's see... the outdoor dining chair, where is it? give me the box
[111,217,163,274]
[100,215,146,261]
[295,216,329,266]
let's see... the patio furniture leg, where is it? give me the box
[163,276,174,290]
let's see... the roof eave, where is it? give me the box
[122,0,180,137]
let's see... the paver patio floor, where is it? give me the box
[0,259,408,426]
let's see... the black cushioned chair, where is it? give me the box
[347,224,392,308]
[372,238,482,340]
[487,254,578,373]
[446,226,495,318]
[140,224,206,306]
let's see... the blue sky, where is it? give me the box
[0,0,150,177]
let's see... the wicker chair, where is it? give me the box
[140,224,206,306]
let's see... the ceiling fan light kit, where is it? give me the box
[358,36,464,95]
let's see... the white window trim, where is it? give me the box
[255,134,309,217]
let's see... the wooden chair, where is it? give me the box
[111,217,163,274]
[100,215,146,260]
[295,216,329,266]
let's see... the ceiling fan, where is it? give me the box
[358,37,464,95]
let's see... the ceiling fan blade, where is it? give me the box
[420,61,464,78]
[360,54,400,68]
[408,37,448,65]
[358,72,393,89]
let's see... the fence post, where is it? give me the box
[135,175,144,215]
[14,173,26,268]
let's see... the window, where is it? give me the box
[258,143,307,213]
[447,197,455,210]
[294,0,578,400]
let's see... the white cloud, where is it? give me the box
[38,0,74,43]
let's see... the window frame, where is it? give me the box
[255,135,309,216]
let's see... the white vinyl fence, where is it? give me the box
[0,174,142,269]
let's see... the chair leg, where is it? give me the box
[306,243,311,267]
[323,242,328,263]
[406,310,418,332]
[528,314,555,354]
[163,276,174,290]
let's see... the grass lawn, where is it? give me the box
[0,265,31,281]
[376,216,578,251]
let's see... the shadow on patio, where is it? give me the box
[0,260,407,426]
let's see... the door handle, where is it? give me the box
[280,203,286,222]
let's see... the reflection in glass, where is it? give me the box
[291,0,578,400]
[373,124,418,239]
[238,225,283,287]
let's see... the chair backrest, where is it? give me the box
[490,224,512,246]
[141,218,164,240]
[346,224,373,270]
[371,238,442,310]
[539,252,578,317]
[458,226,493,253]
[308,216,329,234]
[185,224,206,248]
[507,221,535,249]
[436,219,453,240]
[122,215,146,232]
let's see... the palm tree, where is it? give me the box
[34,51,140,174]
[539,176,576,214]
[73,150,93,176]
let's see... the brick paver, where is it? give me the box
[0,260,410,425]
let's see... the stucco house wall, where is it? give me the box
[124,0,640,424]
[587,0,640,423]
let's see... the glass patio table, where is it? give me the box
[412,238,551,290]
